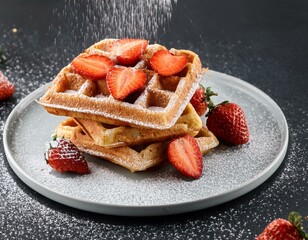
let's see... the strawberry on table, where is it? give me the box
[0,71,14,101]
[106,67,147,100]
[256,212,308,240]
[46,138,89,174]
[110,38,148,66]
[167,134,203,179]
[206,101,249,145]
[149,49,187,76]
[71,54,114,80]
[190,85,217,116]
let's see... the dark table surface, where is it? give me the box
[1,0,307,239]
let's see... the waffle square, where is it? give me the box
[73,103,202,148]
[39,39,204,129]
[55,118,219,172]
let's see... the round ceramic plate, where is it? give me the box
[3,70,288,216]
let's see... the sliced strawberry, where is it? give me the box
[0,71,14,101]
[46,138,89,174]
[106,67,147,100]
[149,50,188,76]
[167,135,203,179]
[110,39,148,66]
[71,54,114,80]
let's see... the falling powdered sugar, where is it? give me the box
[50,0,178,56]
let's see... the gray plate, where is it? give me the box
[3,70,288,216]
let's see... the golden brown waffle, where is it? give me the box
[55,118,219,172]
[74,103,202,148]
[39,39,203,129]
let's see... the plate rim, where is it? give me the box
[3,70,289,216]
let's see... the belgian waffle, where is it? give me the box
[39,39,203,129]
[73,103,202,148]
[55,118,219,172]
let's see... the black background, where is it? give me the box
[0,0,307,239]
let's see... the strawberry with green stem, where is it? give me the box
[190,85,217,116]
[206,100,249,145]
[257,211,308,240]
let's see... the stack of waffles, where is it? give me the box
[39,39,219,172]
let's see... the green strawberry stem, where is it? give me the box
[288,211,308,239]
[202,86,218,113]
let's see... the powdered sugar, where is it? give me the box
[4,70,288,215]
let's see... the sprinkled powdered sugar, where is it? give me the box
[51,0,178,48]
[5,71,287,210]
[1,1,307,238]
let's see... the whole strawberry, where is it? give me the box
[46,138,89,174]
[206,102,249,145]
[257,212,308,240]
[190,86,217,116]
[0,71,14,101]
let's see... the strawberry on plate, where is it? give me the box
[46,138,89,174]
[167,134,203,179]
[110,38,148,66]
[206,101,249,145]
[256,212,308,240]
[149,49,188,76]
[106,67,147,100]
[190,85,217,116]
[71,54,114,80]
[0,71,14,101]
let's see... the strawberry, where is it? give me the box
[71,54,114,80]
[149,49,187,76]
[206,102,249,145]
[110,38,148,66]
[46,138,89,174]
[190,86,217,116]
[257,212,308,240]
[106,67,147,100]
[167,134,203,179]
[0,71,14,101]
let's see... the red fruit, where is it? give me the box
[190,86,207,116]
[110,38,148,66]
[106,67,147,100]
[191,86,217,116]
[0,71,14,101]
[206,102,249,145]
[167,135,203,179]
[71,54,114,80]
[257,212,308,240]
[149,50,187,76]
[46,138,89,174]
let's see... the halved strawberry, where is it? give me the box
[149,50,188,76]
[106,67,147,100]
[71,54,114,80]
[110,39,148,66]
[167,135,203,179]
[0,71,14,101]
[46,138,89,174]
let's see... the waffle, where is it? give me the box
[55,118,219,172]
[39,39,203,129]
[73,103,202,148]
